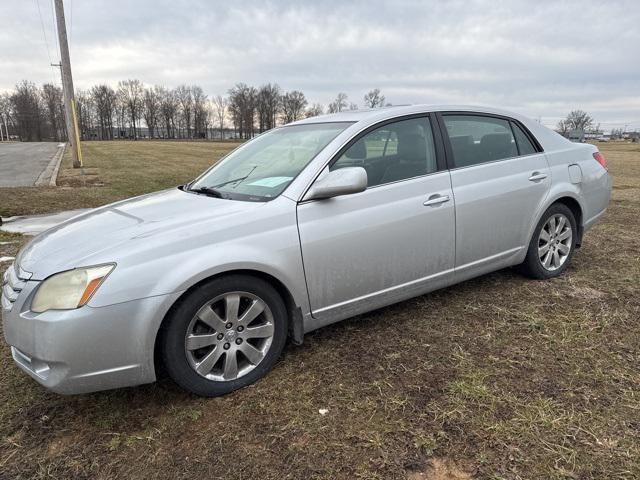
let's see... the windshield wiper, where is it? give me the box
[211,176,250,188]
[188,186,225,198]
[212,165,258,189]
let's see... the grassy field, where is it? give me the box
[0,140,242,218]
[0,141,639,479]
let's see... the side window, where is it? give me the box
[331,117,437,187]
[443,115,517,168]
[511,122,537,155]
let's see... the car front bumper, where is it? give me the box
[2,268,182,394]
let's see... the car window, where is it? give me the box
[331,117,437,187]
[511,122,537,155]
[189,122,352,201]
[443,115,518,168]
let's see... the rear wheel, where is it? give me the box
[519,203,577,279]
[160,275,288,396]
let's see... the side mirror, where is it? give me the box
[304,167,368,201]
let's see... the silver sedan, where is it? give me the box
[2,105,611,396]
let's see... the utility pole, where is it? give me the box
[53,0,82,168]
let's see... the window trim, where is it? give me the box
[435,111,544,171]
[297,113,447,203]
[509,120,538,157]
[328,112,446,170]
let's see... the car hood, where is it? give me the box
[18,188,264,279]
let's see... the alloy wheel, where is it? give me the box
[538,213,572,271]
[184,292,274,381]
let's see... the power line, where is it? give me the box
[35,0,52,64]
[35,0,59,86]
[50,0,61,62]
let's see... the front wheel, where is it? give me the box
[518,203,577,279]
[160,275,288,397]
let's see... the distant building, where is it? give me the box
[584,129,604,140]
[568,129,585,142]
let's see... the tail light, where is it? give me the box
[593,151,607,169]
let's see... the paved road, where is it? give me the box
[0,142,60,187]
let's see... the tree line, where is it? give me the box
[0,80,389,142]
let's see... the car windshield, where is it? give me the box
[188,122,353,201]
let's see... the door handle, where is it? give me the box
[528,172,547,182]
[423,194,450,206]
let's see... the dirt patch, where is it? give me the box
[408,458,474,480]
[566,285,607,299]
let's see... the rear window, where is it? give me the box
[511,122,537,155]
[443,115,517,167]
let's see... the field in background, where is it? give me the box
[0,141,639,479]
[0,140,241,218]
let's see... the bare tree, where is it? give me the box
[10,80,44,141]
[90,84,116,140]
[363,88,385,108]
[257,83,281,132]
[75,90,95,140]
[157,86,178,139]
[41,83,64,141]
[0,92,14,138]
[281,90,307,123]
[564,110,594,132]
[556,119,570,136]
[117,79,144,139]
[192,86,208,139]
[212,95,227,139]
[175,85,193,139]
[228,83,257,139]
[327,92,348,113]
[142,87,161,139]
[306,103,324,118]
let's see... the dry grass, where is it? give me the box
[0,141,639,479]
[0,140,241,217]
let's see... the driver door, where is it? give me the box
[296,115,455,322]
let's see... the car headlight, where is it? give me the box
[31,264,115,313]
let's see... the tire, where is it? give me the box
[518,203,577,280]
[160,274,288,397]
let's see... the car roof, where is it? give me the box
[289,104,533,126]
[290,103,571,153]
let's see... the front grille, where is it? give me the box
[1,263,27,312]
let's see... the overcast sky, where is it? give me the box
[2,0,639,130]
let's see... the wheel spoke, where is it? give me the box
[538,243,550,258]
[558,229,572,241]
[186,333,218,351]
[195,346,224,375]
[539,228,551,243]
[198,306,227,332]
[548,217,556,234]
[557,243,570,255]
[239,342,265,365]
[552,250,560,268]
[244,322,274,339]
[225,294,240,322]
[223,351,239,379]
[555,216,566,234]
[543,250,553,268]
[238,299,265,326]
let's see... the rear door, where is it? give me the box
[437,113,551,279]
[297,115,455,321]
